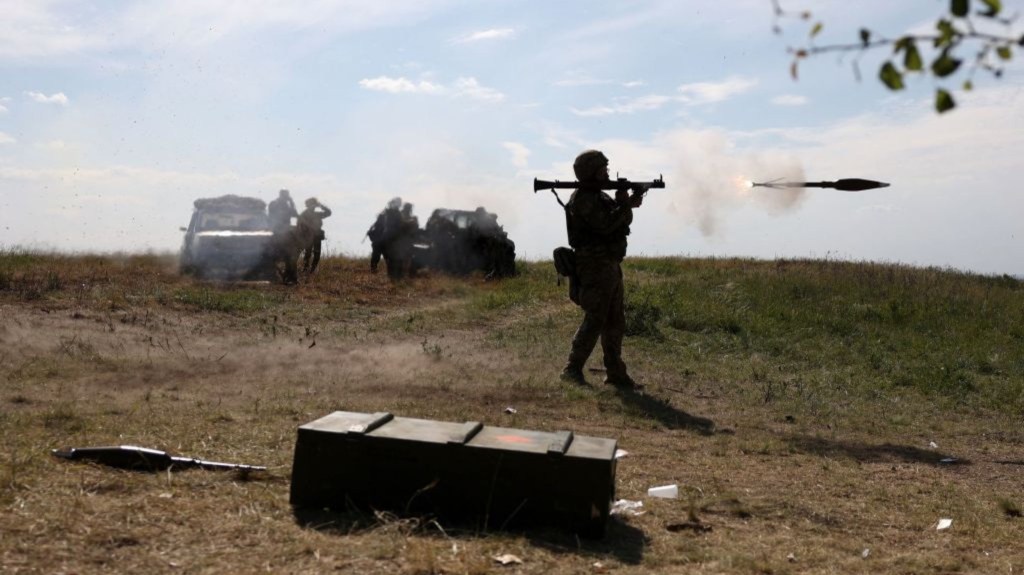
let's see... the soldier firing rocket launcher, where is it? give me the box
[749,178,890,192]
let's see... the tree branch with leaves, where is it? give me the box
[773,0,1023,113]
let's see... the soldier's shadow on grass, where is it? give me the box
[785,435,971,466]
[610,387,717,436]
[293,507,649,565]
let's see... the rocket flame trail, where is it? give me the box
[730,176,754,196]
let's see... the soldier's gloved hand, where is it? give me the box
[629,192,644,208]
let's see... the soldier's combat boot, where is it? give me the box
[560,365,589,386]
[604,372,642,390]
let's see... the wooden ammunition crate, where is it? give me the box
[290,411,617,537]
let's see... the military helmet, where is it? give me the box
[387,197,402,210]
[573,149,609,182]
[305,197,318,207]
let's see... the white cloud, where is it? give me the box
[452,77,505,102]
[541,124,584,149]
[571,76,759,117]
[553,72,610,87]
[772,94,809,106]
[555,76,644,89]
[570,105,616,117]
[358,75,504,102]
[25,91,69,106]
[0,3,108,60]
[0,1,458,60]
[453,28,515,43]
[41,140,66,150]
[0,103,7,114]
[358,76,444,94]
[502,142,530,169]
[0,132,16,145]
[571,94,672,117]
[677,76,757,105]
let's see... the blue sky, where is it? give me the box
[1,1,1022,276]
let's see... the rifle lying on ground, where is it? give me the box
[51,445,266,472]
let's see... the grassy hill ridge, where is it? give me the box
[2,250,1022,574]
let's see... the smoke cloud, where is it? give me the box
[621,130,804,237]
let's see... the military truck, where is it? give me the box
[421,207,516,278]
[179,195,276,280]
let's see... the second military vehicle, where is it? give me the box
[421,207,516,279]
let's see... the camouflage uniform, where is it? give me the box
[561,150,642,388]
[368,198,403,273]
[564,185,635,382]
[267,190,301,284]
[385,204,419,280]
[268,190,298,235]
[298,199,331,274]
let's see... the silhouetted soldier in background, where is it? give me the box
[265,189,301,285]
[560,150,644,389]
[367,197,403,273]
[386,202,420,280]
[298,197,332,274]
[268,189,298,235]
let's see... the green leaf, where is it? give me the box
[996,46,1012,60]
[879,62,905,90]
[860,28,871,47]
[810,22,823,38]
[931,51,962,77]
[935,88,956,113]
[979,0,1001,17]
[935,19,957,48]
[951,0,969,16]
[963,79,973,91]
[904,42,923,71]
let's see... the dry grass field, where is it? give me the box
[1,251,1022,574]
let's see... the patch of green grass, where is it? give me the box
[624,293,663,339]
[999,498,1023,518]
[173,286,287,314]
[467,262,562,312]
[0,247,51,270]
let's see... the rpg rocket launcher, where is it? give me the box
[534,175,666,195]
[51,445,266,473]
